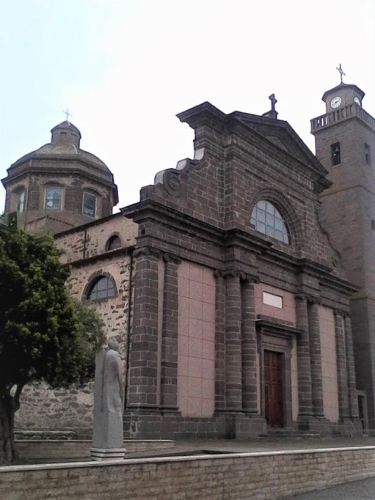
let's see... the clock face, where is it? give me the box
[331,96,342,109]
[354,96,361,106]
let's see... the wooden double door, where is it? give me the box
[264,350,284,427]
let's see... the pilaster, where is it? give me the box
[344,315,359,419]
[127,247,160,409]
[224,271,242,411]
[308,300,324,417]
[241,276,259,413]
[160,253,180,411]
[334,310,350,419]
[214,271,226,411]
[295,295,313,418]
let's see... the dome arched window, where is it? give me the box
[250,200,290,244]
[106,235,122,251]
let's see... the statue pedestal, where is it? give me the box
[90,447,126,461]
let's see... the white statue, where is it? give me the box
[91,339,126,460]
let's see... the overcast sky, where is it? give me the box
[1,0,374,213]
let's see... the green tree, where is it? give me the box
[0,230,105,462]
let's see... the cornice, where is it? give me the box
[121,200,358,297]
[2,164,116,191]
[54,212,124,238]
[66,245,135,269]
[255,317,304,338]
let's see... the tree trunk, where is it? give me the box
[0,387,22,463]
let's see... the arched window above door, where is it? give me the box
[250,200,290,244]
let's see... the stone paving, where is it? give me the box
[282,476,375,499]
[124,435,375,459]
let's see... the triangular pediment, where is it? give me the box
[230,111,328,176]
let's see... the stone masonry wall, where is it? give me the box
[15,217,135,434]
[2,447,375,500]
[55,212,137,263]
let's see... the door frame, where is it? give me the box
[264,349,285,427]
[257,319,297,429]
[357,390,369,434]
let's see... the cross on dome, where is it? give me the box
[63,108,72,122]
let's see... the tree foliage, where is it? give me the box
[0,230,105,461]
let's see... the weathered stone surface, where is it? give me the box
[92,341,124,451]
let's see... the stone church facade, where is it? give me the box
[2,80,373,438]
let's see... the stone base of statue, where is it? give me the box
[91,341,126,461]
[90,447,126,461]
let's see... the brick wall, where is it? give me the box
[1,447,375,500]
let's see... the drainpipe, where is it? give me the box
[83,228,87,259]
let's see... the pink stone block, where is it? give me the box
[188,377,202,398]
[178,277,190,298]
[202,340,214,360]
[284,305,296,324]
[202,268,214,285]
[254,294,262,314]
[190,299,203,320]
[179,317,189,337]
[189,281,203,301]
[201,378,214,399]
[189,318,203,339]
[179,296,189,318]
[189,263,203,283]
[201,359,214,380]
[187,397,201,417]
[178,375,188,395]
[202,284,215,304]
[202,302,215,322]
[188,357,202,378]
[178,261,190,279]
[178,397,188,416]
[202,321,215,341]
[178,355,189,377]
[178,334,189,356]
[188,337,202,358]
[201,398,214,417]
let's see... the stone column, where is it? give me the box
[334,310,350,419]
[127,248,160,409]
[308,300,324,417]
[295,295,313,417]
[214,271,226,411]
[225,272,242,411]
[160,254,179,410]
[344,315,359,418]
[241,276,258,413]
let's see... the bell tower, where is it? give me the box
[311,74,375,428]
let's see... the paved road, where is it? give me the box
[283,477,375,499]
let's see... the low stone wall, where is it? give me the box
[1,446,375,499]
[14,440,175,461]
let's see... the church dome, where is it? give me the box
[11,120,110,173]
[2,119,119,234]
